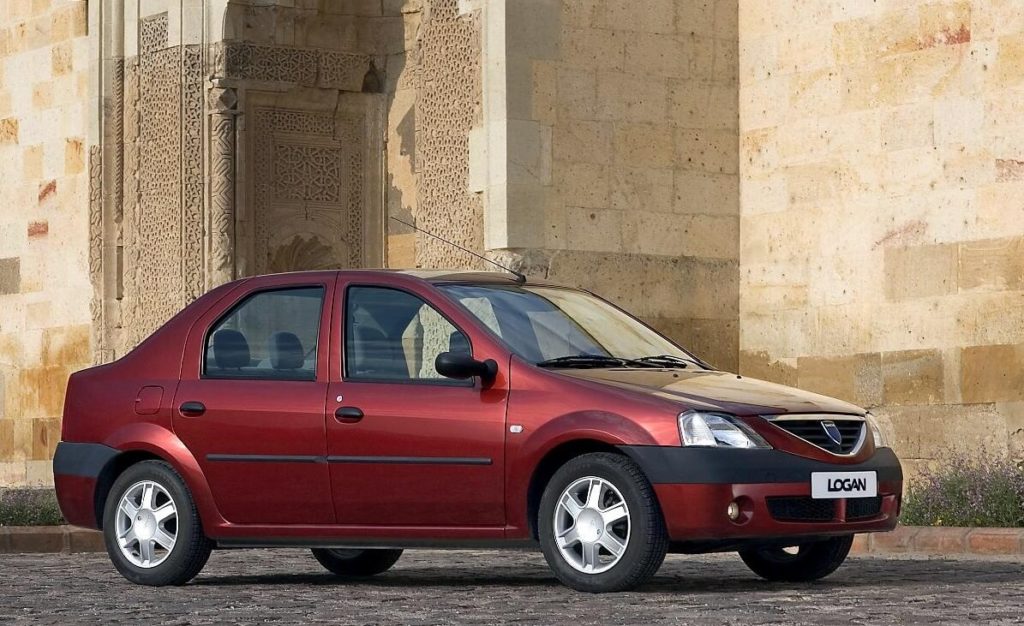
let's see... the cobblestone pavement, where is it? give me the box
[1,549,1023,625]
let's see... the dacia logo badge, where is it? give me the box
[821,420,843,446]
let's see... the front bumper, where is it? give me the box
[619,446,902,543]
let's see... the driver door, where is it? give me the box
[325,281,509,527]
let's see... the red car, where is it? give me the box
[54,270,901,592]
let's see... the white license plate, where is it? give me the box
[811,471,877,499]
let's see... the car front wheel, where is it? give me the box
[311,548,403,577]
[739,535,854,582]
[102,460,213,586]
[538,452,668,593]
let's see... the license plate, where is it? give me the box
[811,471,877,499]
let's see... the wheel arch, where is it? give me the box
[525,438,625,540]
[95,424,225,532]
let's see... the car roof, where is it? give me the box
[240,269,558,287]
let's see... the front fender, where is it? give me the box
[505,411,661,537]
[103,422,227,531]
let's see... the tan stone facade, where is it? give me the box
[738,0,1024,480]
[0,0,91,486]
[0,0,1021,487]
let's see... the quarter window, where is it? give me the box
[203,287,324,381]
[345,286,470,382]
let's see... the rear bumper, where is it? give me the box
[52,441,119,529]
[619,445,903,543]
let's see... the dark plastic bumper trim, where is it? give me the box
[618,445,903,485]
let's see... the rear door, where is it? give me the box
[173,274,335,525]
[325,279,510,527]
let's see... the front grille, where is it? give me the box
[771,418,865,455]
[846,496,883,520]
[766,497,835,522]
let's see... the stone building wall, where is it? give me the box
[738,0,1024,478]
[0,0,92,485]
[482,0,741,370]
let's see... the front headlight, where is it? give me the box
[865,413,887,448]
[678,411,771,449]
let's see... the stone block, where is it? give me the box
[555,66,596,121]
[624,33,688,79]
[652,316,738,373]
[961,344,1024,403]
[51,41,72,76]
[0,258,21,295]
[882,349,945,405]
[564,207,622,252]
[966,529,1023,555]
[871,526,918,553]
[67,528,106,553]
[676,128,737,174]
[552,161,608,209]
[673,170,738,215]
[913,527,968,554]
[883,243,957,301]
[850,533,870,554]
[613,123,674,169]
[959,236,1024,292]
[670,81,737,131]
[881,102,934,151]
[27,221,47,239]
[7,526,64,553]
[596,71,668,123]
[991,35,1024,89]
[610,166,673,214]
[593,0,674,34]
[64,137,84,174]
[738,350,798,387]
[553,120,612,165]
[796,352,881,407]
[0,117,18,144]
[562,27,625,71]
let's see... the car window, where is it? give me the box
[203,286,324,381]
[345,286,470,382]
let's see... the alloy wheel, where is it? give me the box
[114,480,178,568]
[553,476,631,574]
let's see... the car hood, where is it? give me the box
[555,368,865,416]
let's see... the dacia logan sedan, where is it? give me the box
[54,270,902,592]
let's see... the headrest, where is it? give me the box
[213,329,250,369]
[270,331,304,370]
[449,330,471,354]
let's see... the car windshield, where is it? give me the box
[438,284,706,368]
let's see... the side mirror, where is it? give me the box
[435,351,498,382]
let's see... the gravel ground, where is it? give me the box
[1,549,1023,625]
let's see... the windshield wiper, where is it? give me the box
[635,354,715,370]
[537,355,635,369]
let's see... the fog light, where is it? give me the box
[727,501,741,521]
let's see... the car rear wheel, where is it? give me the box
[311,548,403,577]
[739,535,854,582]
[103,460,213,586]
[538,452,668,593]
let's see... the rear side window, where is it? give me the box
[203,286,324,381]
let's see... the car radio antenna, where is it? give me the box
[389,216,527,284]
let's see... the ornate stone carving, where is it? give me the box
[215,43,371,92]
[208,88,238,288]
[414,0,484,268]
[88,145,103,362]
[182,45,205,302]
[250,106,365,275]
[223,43,318,85]
[139,13,168,55]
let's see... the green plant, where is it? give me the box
[901,452,1024,528]
[0,488,66,526]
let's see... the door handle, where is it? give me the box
[334,406,364,423]
[179,401,206,417]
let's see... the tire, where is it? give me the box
[102,460,213,586]
[739,535,853,582]
[538,452,668,593]
[311,548,403,577]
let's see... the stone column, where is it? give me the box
[208,86,238,288]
